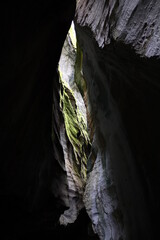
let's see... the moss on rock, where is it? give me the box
[59,71,90,184]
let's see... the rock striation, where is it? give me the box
[75,0,160,239]
[58,28,91,225]
[76,0,160,57]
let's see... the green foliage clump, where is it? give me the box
[59,72,90,184]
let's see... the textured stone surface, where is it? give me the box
[76,0,160,57]
[58,30,90,225]
[75,1,160,238]
[59,124,84,225]
[2,0,160,239]
[59,25,87,125]
[84,151,124,240]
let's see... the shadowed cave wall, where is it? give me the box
[75,1,160,239]
[1,0,160,240]
[0,1,83,239]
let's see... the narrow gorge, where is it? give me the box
[1,1,160,240]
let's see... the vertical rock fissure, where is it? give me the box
[56,22,92,227]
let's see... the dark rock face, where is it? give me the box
[76,0,160,57]
[0,0,76,238]
[75,0,160,239]
[2,0,160,239]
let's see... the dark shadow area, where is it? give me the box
[75,23,160,239]
[0,194,98,240]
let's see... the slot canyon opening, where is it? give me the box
[50,21,98,239]
[1,1,160,240]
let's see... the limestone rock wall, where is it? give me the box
[76,0,160,57]
[75,0,160,239]
[58,29,90,225]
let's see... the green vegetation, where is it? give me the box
[59,71,90,184]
